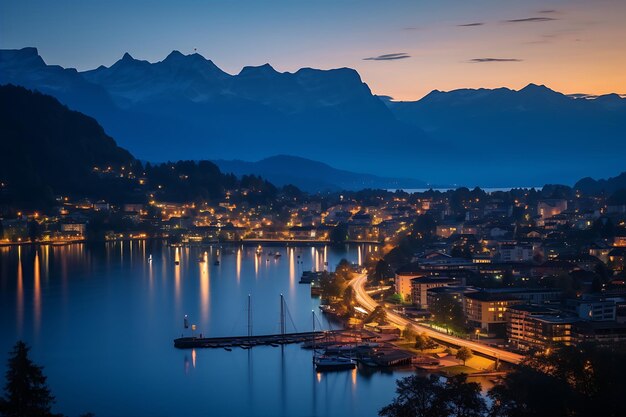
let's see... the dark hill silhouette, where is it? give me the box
[0,85,275,210]
[213,155,428,192]
[575,172,626,195]
[0,84,135,208]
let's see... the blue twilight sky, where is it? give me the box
[2,0,626,100]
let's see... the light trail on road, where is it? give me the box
[350,274,524,365]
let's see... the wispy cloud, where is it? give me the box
[402,27,420,31]
[538,9,558,14]
[505,17,557,23]
[458,22,484,27]
[363,53,410,61]
[469,58,523,63]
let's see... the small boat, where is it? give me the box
[224,347,232,352]
[269,343,279,347]
[314,356,357,371]
[174,260,180,266]
[274,252,282,259]
[148,255,152,263]
[255,245,263,256]
[213,260,220,266]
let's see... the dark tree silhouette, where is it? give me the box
[379,374,447,417]
[442,374,486,417]
[488,344,626,417]
[0,341,56,417]
[380,373,486,417]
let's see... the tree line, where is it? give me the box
[381,343,626,417]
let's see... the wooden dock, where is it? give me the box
[174,330,347,349]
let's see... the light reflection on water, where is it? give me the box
[0,240,413,417]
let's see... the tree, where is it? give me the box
[371,260,394,285]
[488,344,626,417]
[380,373,486,417]
[330,223,348,244]
[488,365,573,417]
[379,374,447,417]
[342,286,356,312]
[335,258,352,280]
[28,220,41,242]
[387,293,403,304]
[455,347,473,366]
[318,271,344,299]
[442,374,486,417]
[365,306,388,325]
[411,214,437,238]
[0,341,55,417]
[414,333,437,351]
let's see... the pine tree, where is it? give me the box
[0,341,55,417]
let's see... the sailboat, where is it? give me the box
[312,311,356,371]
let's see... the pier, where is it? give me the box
[174,330,348,349]
[174,294,354,349]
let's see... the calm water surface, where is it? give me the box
[0,242,412,417]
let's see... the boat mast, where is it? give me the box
[248,294,252,338]
[312,310,316,363]
[280,294,285,336]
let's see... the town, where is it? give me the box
[3,172,626,358]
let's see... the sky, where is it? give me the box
[2,0,626,100]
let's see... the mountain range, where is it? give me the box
[575,172,626,195]
[212,155,428,192]
[1,47,625,186]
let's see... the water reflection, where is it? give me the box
[174,247,181,306]
[1,241,398,417]
[33,251,41,334]
[200,252,210,325]
[289,248,295,295]
[16,247,23,334]
[254,250,259,276]
[236,247,242,283]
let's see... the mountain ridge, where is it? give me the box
[212,155,428,192]
[2,47,626,186]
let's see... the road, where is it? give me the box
[349,274,524,365]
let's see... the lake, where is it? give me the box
[0,241,413,417]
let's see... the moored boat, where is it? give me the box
[314,355,357,371]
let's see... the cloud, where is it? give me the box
[363,53,410,61]
[505,17,557,23]
[458,22,484,27]
[469,58,523,63]
[538,10,558,14]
